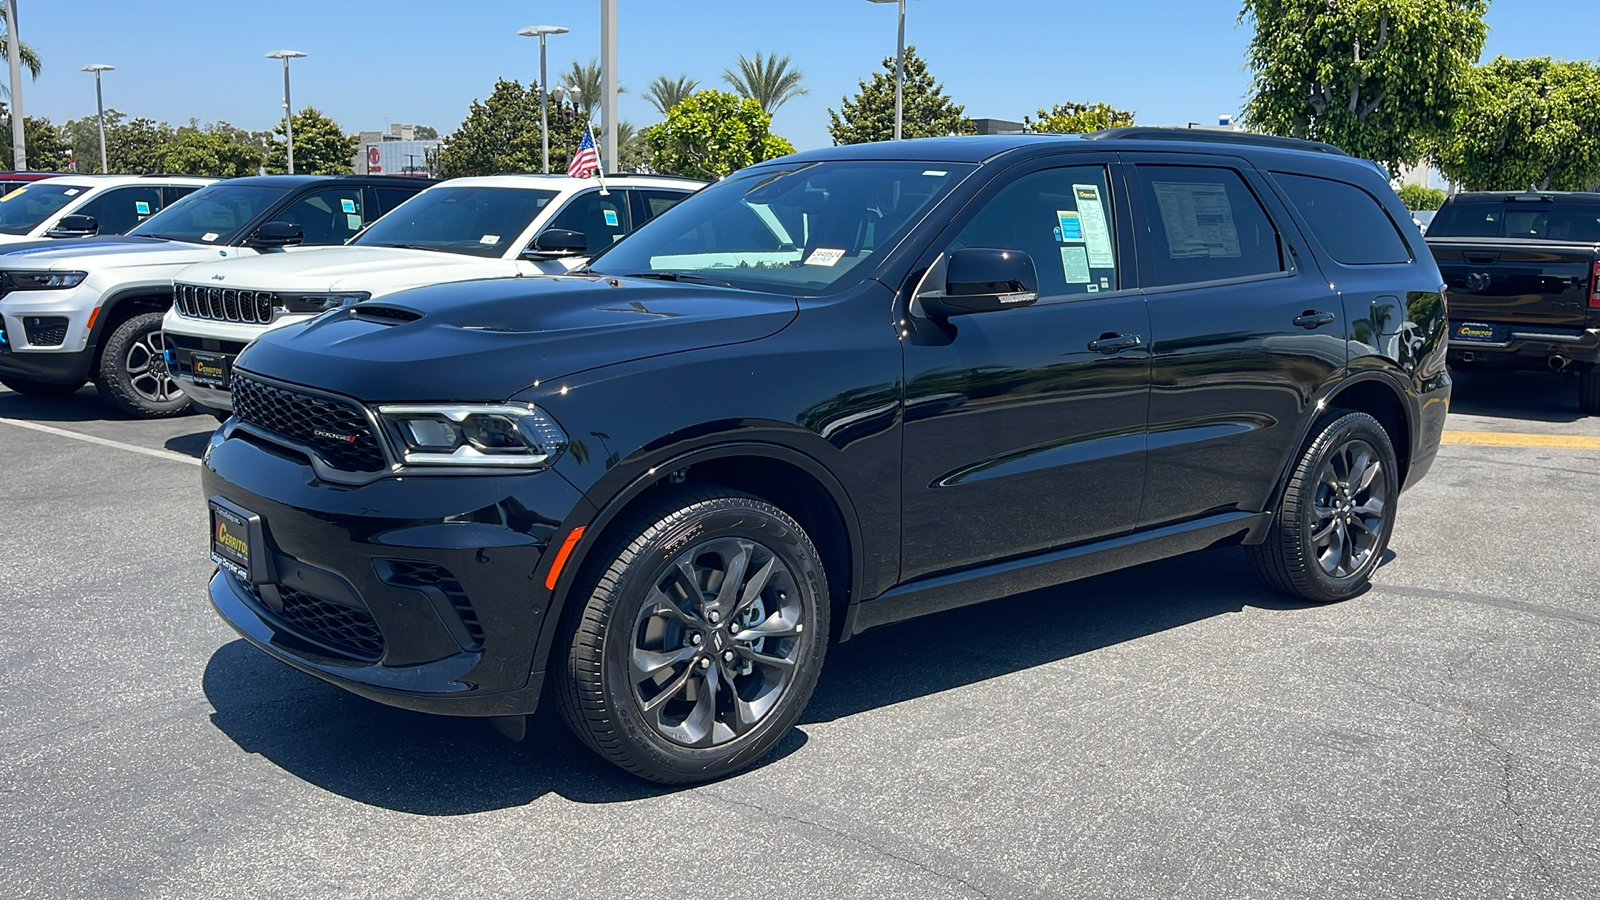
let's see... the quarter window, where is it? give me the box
[1274,173,1411,265]
[1134,166,1283,287]
[948,165,1121,298]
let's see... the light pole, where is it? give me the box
[517,25,568,175]
[80,64,113,173]
[5,0,25,169]
[265,50,307,174]
[600,0,617,167]
[867,0,906,140]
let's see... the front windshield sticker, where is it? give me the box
[804,248,845,267]
[341,198,357,213]
[202,232,219,242]
[64,188,80,196]
[1152,181,1241,259]
[922,170,948,177]
[0,189,19,201]
[1060,246,1092,284]
[1057,210,1083,242]
[1073,184,1116,268]
[479,234,500,245]
[136,201,150,215]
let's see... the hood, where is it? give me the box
[236,275,799,402]
[176,246,523,295]
[0,234,233,269]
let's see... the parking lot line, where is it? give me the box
[0,417,202,466]
[1441,430,1600,449]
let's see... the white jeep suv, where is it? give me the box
[0,174,215,243]
[163,174,701,417]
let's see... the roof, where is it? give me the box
[1447,190,1600,203]
[431,173,706,191]
[24,173,217,187]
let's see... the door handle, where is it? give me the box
[1088,333,1143,352]
[1293,311,1337,329]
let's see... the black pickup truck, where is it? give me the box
[1426,190,1600,413]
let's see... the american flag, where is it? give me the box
[568,130,600,179]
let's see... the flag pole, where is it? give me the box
[586,121,609,196]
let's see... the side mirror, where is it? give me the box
[46,214,98,238]
[523,228,588,258]
[920,248,1039,318]
[250,221,304,249]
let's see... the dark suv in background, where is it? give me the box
[199,129,1449,783]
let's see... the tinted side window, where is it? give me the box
[272,187,366,245]
[636,189,689,224]
[546,191,630,250]
[164,185,201,206]
[948,165,1121,298]
[1134,165,1283,287]
[1274,173,1411,265]
[74,186,164,234]
[376,187,420,216]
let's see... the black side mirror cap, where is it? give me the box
[523,228,588,258]
[46,214,98,238]
[921,248,1040,318]
[251,221,304,249]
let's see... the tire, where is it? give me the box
[1580,368,1600,416]
[556,488,830,784]
[1247,411,1400,603]
[93,311,191,418]
[0,376,85,397]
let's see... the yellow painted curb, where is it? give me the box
[1441,430,1600,449]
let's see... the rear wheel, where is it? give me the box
[1247,411,1399,603]
[556,488,829,784]
[0,376,85,397]
[94,311,191,418]
[1579,368,1600,416]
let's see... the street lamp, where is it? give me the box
[80,64,114,173]
[866,0,906,140]
[517,24,569,174]
[265,50,307,174]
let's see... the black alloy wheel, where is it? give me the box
[557,488,829,784]
[1248,410,1399,603]
[95,311,192,418]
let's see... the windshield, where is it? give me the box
[1429,198,1600,242]
[352,185,559,258]
[587,161,977,294]
[0,182,93,234]
[129,183,289,244]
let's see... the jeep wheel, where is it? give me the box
[1247,411,1399,603]
[94,311,191,418]
[556,488,829,784]
[1579,368,1600,416]
[0,376,86,397]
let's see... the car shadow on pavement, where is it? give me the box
[1447,369,1586,423]
[164,430,215,458]
[201,545,1325,814]
[0,385,205,423]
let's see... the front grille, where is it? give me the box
[174,283,276,324]
[379,560,484,650]
[22,315,68,346]
[231,373,387,473]
[276,587,385,661]
[166,334,247,355]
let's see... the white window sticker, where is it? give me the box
[479,234,501,245]
[1152,181,1241,259]
[346,214,362,230]
[201,232,220,242]
[64,188,80,196]
[340,198,357,214]
[135,201,151,215]
[1060,246,1092,284]
[1057,210,1083,242]
[804,248,845,267]
[1072,184,1116,268]
[922,170,948,177]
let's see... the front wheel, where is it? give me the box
[556,488,829,784]
[0,376,85,397]
[1247,411,1399,603]
[94,311,191,418]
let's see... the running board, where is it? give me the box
[849,511,1268,636]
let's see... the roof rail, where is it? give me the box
[1085,126,1351,158]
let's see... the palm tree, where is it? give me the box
[722,52,807,114]
[0,1,42,100]
[563,58,625,122]
[645,74,699,117]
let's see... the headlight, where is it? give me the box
[280,292,370,314]
[7,271,87,290]
[376,403,568,469]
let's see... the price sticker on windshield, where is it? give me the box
[804,248,845,267]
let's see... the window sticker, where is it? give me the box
[1057,210,1083,242]
[1,188,24,201]
[804,248,845,267]
[202,232,220,242]
[340,198,357,214]
[1152,181,1241,259]
[1060,246,1092,284]
[479,234,501,245]
[135,201,151,215]
[346,214,362,230]
[922,170,948,177]
[1072,184,1116,268]
[603,209,619,227]
[1087,284,1100,293]
[1100,276,1110,290]
[64,188,80,196]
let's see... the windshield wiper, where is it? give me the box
[617,272,736,288]
[365,242,443,252]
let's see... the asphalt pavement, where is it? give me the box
[1,368,1596,899]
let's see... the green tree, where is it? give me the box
[642,90,795,180]
[1433,56,1600,191]
[265,107,356,175]
[61,109,125,173]
[1025,102,1136,134]
[158,130,263,177]
[563,58,626,121]
[1396,183,1447,210]
[437,78,588,177]
[0,2,40,101]
[413,124,439,140]
[107,117,176,174]
[723,52,807,114]
[645,74,699,117]
[0,110,67,170]
[1240,0,1489,174]
[828,46,974,144]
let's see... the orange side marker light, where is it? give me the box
[544,526,586,591]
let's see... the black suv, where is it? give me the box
[201,130,1449,783]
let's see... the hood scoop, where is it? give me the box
[349,305,424,325]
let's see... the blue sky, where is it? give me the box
[11,0,1599,153]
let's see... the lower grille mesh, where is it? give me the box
[276,587,385,661]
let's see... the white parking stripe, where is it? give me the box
[0,417,202,467]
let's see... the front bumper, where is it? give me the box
[202,426,593,717]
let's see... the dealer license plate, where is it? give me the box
[1453,321,1505,343]
[189,351,231,389]
[210,501,253,583]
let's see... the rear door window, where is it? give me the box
[1132,165,1284,287]
[634,189,690,225]
[73,186,165,234]
[1274,173,1411,265]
